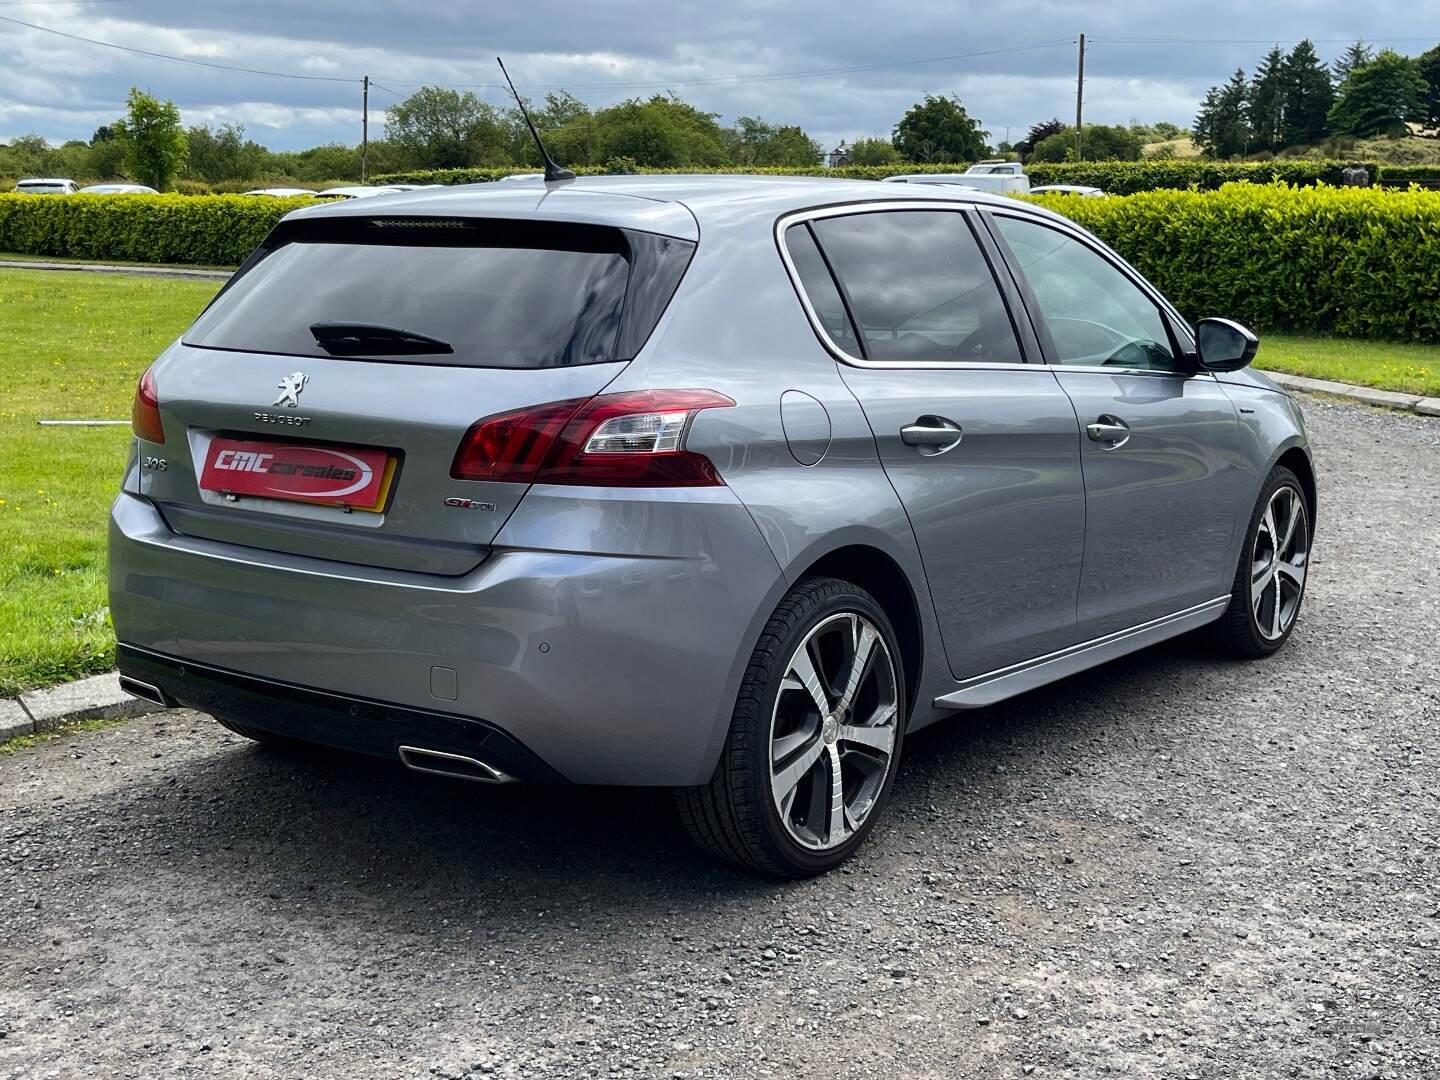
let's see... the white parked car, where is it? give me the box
[1030,184,1107,198]
[14,178,79,195]
[242,187,317,198]
[78,183,159,195]
[315,185,405,199]
[883,162,1030,195]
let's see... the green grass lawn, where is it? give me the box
[0,268,219,694]
[0,268,1434,697]
[0,250,237,273]
[1257,334,1439,398]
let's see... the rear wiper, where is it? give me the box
[309,321,454,356]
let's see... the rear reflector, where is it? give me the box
[131,367,164,444]
[451,389,734,487]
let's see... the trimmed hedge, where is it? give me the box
[372,159,1396,192]
[1025,159,1385,193]
[1029,183,1440,341]
[0,192,310,265]
[370,162,988,185]
[374,158,1440,192]
[2,183,1437,342]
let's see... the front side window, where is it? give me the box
[806,210,1024,365]
[991,215,1179,371]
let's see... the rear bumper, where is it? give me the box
[117,643,566,783]
[108,486,784,786]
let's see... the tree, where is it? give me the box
[1282,40,1335,147]
[536,91,589,130]
[384,86,509,168]
[510,92,594,167]
[848,136,901,165]
[892,94,988,163]
[1333,41,1373,86]
[1029,124,1143,163]
[113,88,188,190]
[1194,68,1252,158]
[87,124,127,179]
[1248,46,1288,152]
[185,122,269,182]
[591,95,728,167]
[726,116,822,166]
[1417,44,1440,128]
[1013,117,1064,159]
[1328,49,1429,138]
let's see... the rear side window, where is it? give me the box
[784,224,861,352]
[185,221,691,369]
[808,210,1024,364]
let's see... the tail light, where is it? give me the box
[131,367,164,444]
[451,390,734,487]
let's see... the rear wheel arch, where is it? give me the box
[795,545,922,721]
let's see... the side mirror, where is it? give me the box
[1194,317,1258,372]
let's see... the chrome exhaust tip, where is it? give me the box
[118,675,168,706]
[397,745,516,784]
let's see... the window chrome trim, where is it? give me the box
[774,200,1041,372]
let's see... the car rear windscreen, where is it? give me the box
[184,230,633,369]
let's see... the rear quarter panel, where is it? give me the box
[609,199,955,734]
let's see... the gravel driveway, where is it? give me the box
[2,397,1437,1080]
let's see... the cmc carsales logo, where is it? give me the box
[202,439,389,507]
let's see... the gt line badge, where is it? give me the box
[273,371,309,408]
[444,497,496,512]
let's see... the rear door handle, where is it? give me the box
[900,416,964,456]
[1086,415,1131,448]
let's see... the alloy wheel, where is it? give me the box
[1251,484,1309,641]
[769,612,899,851]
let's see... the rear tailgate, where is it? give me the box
[139,348,627,574]
[133,212,694,575]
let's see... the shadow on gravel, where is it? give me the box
[76,634,1238,936]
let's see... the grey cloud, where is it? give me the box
[0,3,1431,148]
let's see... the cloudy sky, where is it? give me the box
[0,1,1434,152]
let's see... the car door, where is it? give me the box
[984,210,1247,638]
[782,205,1086,680]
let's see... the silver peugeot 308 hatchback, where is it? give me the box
[111,175,1314,877]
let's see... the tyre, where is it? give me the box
[677,576,907,878]
[1210,464,1312,658]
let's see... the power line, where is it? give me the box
[0,15,1072,95]
[371,39,1078,92]
[0,12,361,82]
[1088,35,1440,46]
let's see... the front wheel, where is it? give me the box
[1210,464,1312,658]
[677,577,907,878]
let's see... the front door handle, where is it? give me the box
[1086,415,1131,448]
[900,416,964,456]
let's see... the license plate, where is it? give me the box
[199,438,395,511]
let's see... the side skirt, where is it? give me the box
[933,596,1231,710]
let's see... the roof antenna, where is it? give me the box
[496,57,575,183]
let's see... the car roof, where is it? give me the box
[17,177,74,185]
[282,173,1059,242]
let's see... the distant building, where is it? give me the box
[827,141,851,169]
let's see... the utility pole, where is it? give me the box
[1075,34,1085,160]
[361,75,370,183]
